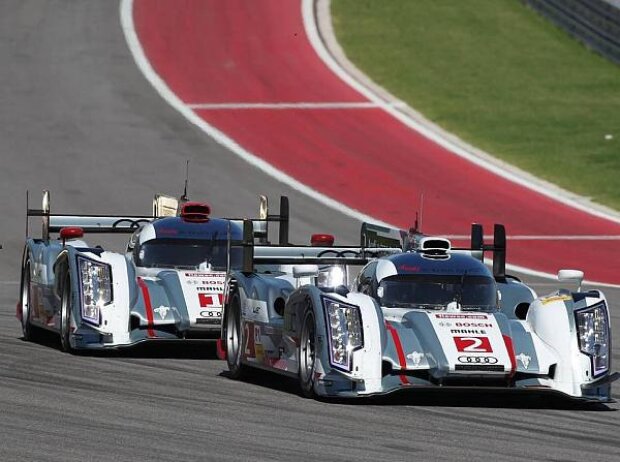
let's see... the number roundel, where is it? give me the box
[453,336,493,353]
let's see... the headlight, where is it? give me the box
[323,298,363,371]
[77,256,113,325]
[317,265,346,289]
[575,303,610,377]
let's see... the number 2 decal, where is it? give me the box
[453,336,493,353]
[244,322,255,358]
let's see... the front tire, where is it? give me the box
[20,260,39,341]
[225,293,247,379]
[299,307,317,398]
[59,273,75,353]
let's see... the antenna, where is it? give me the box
[418,192,424,232]
[181,160,190,202]
[411,193,424,233]
[26,190,29,237]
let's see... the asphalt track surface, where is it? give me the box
[0,1,619,461]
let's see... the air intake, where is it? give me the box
[419,237,451,258]
[180,202,211,222]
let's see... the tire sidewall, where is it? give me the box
[225,293,245,378]
[299,307,317,398]
[20,261,33,339]
[59,274,73,353]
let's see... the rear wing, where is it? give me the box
[26,191,154,240]
[360,221,507,282]
[27,190,290,245]
[236,219,400,275]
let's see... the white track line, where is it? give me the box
[120,0,620,288]
[303,0,620,287]
[304,0,620,226]
[119,0,393,230]
[187,102,405,109]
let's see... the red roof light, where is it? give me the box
[311,233,335,246]
[60,227,84,241]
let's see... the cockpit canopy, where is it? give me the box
[377,274,497,311]
[134,238,242,271]
[356,250,498,311]
[131,217,243,271]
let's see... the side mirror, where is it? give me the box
[558,269,584,292]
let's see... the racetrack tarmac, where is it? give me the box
[0,2,619,461]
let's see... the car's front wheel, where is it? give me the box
[298,307,317,398]
[20,260,39,341]
[59,273,75,353]
[225,292,247,379]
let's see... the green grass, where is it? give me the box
[331,0,620,209]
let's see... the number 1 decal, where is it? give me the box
[453,336,493,353]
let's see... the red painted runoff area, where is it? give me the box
[133,0,620,284]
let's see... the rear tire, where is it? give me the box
[225,293,247,379]
[59,273,75,353]
[298,307,317,398]
[20,261,39,341]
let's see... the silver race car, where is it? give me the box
[222,221,618,401]
[17,191,288,352]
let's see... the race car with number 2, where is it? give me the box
[222,221,618,402]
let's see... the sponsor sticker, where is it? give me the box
[516,352,531,369]
[242,299,269,323]
[435,314,488,319]
[184,272,225,278]
[541,295,572,305]
[154,305,172,319]
[451,329,487,335]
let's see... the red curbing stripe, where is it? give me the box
[385,321,409,385]
[137,277,156,338]
[502,334,517,377]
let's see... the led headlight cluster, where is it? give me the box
[323,298,363,371]
[77,256,112,325]
[317,265,346,289]
[575,303,610,377]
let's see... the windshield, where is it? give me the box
[377,274,497,311]
[135,238,242,271]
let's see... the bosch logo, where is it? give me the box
[455,322,493,328]
[458,355,498,365]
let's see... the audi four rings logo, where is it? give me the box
[458,355,498,364]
